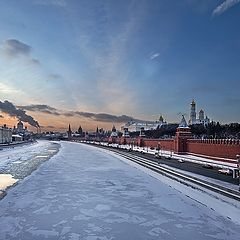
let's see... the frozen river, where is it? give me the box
[0,141,239,239]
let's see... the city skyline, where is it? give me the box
[0,0,240,131]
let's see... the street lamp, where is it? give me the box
[157,142,160,155]
[237,154,240,191]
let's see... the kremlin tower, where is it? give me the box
[174,115,192,154]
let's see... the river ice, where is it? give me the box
[0,141,239,240]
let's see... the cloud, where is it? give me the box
[18,104,60,116]
[72,1,147,115]
[1,39,41,65]
[48,73,62,80]
[19,103,152,124]
[34,0,66,7]
[73,111,154,123]
[0,100,39,127]
[212,0,240,16]
[150,52,160,60]
[2,39,31,57]
[0,83,21,94]
[74,112,137,123]
[31,58,41,65]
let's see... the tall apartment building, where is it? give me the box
[0,125,12,144]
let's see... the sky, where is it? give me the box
[0,0,240,131]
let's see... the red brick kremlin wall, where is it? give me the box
[84,131,240,161]
[114,137,240,160]
[143,139,174,150]
[187,139,240,160]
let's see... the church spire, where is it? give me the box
[179,115,188,128]
[112,125,116,132]
[68,124,72,133]
[67,124,72,140]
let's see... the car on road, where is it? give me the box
[202,164,213,169]
[155,153,162,159]
[218,168,233,175]
[178,159,184,163]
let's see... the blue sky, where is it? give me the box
[0,0,240,130]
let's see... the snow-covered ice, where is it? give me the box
[0,140,60,180]
[0,141,239,240]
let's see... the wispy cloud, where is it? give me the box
[1,39,41,65]
[150,52,160,60]
[72,1,146,115]
[0,83,21,94]
[48,73,62,80]
[212,0,240,16]
[34,0,66,7]
[2,39,31,57]
[31,58,41,65]
[18,104,60,116]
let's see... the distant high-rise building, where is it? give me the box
[0,125,12,144]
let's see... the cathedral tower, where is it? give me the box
[189,99,196,125]
[199,109,204,122]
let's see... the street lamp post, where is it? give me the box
[237,154,240,191]
[157,142,160,155]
